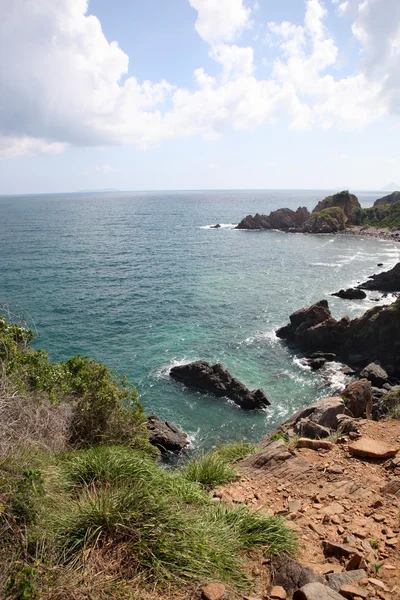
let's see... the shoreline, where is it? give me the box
[337,225,400,242]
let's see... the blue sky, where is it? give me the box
[0,0,399,194]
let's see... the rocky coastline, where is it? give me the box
[234,190,400,239]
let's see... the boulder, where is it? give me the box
[293,583,344,600]
[341,380,372,418]
[358,262,400,292]
[294,418,331,439]
[271,555,324,596]
[331,288,366,300]
[323,541,361,560]
[348,437,398,459]
[326,570,367,592]
[359,362,389,387]
[309,397,351,429]
[297,438,334,450]
[169,361,270,410]
[308,357,326,370]
[147,414,189,453]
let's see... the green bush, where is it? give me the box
[381,386,400,419]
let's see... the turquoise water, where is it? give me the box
[0,190,399,448]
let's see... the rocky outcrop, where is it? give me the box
[169,361,270,410]
[311,191,361,225]
[277,297,400,377]
[341,379,372,418]
[331,288,366,300]
[373,190,400,206]
[358,261,400,292]
[304,207,347,233]
[147,413,189,453]
[235,207,310,231]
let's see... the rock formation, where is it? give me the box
[147,413,189,453]
[358,261,400,292]
[276,297,400,377]
[235,207,310,231]
[373,190,400,206]
[169,360,270,409]
[311,191,361,225]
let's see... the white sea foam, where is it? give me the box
[311,262,343,268]
[154,358,193,380]
[319,361,349,392]
[243,328,280,346]
[292,356,311,371]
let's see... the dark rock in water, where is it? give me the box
[360,362,389,387]
[210,224,221,228]
[331,288,366,300]
[147,413,189,453]
[308,357,326,370]
[377,263,383,266]
[341,379,372,418]
[294,418,331,439]
[169,360,270,410]
[277,297,400,378]
[358,262,400,292]
[373,190,400,206]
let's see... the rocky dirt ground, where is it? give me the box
[211,419,400,600]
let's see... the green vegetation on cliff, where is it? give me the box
[307,206,347,233]
[312,190,361,225]
[356,199,400,229]
[0,314,296,599]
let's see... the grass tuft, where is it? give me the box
[182,452,238,487]
[213,442,256,463]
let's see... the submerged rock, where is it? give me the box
[331,288,366,300]
[147,413,189,453]
[169,360,270,410]
[210,223,221,228]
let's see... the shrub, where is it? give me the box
[381,386,400,419]
[182,452,238,488]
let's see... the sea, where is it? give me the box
[1,189,399,449]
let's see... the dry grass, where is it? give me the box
[0,372,72,461]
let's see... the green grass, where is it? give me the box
[213,442,257,463]
[381,386,400,419]
[182,452,238,487]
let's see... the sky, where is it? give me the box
[0,0,399,194]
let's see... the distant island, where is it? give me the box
[382,182,400,191]
[76,188,120,193]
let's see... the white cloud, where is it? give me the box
[188,0,251,45]
[0,0,399,157]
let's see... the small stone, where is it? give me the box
[270,586,287,599]
[297,438,334,450]
[385,537,398,547]
[373,514,385,523]
[368,578,389,591]
[292,582,345,599]
[202,583,225,600]
[348,438,398,460]
[345,554,363,571]
[383,564,396,570]
[323,502,345,516]
[323,540,360,559]
[289,500,302,513]
[339,584,368,599]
